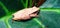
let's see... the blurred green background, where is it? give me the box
[0,0,60,28]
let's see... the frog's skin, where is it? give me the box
[12,6,40,21]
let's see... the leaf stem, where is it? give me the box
[25,0,28,8]
[0,1,10,15]
[33,18,45,28]
[4,15,12,28]
[21,0,25,8]
[29,0,32,7]
[41,8,60,13]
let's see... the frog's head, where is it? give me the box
[12,14,18,21]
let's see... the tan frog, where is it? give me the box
[12,6,40,21]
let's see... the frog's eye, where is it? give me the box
[12,15,14,17]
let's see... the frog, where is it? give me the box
[12,6,40,21]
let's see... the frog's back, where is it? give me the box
[13,6,39,16]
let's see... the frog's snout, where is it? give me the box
[12,15,18,21]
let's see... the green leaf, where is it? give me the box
[0,0,60,28]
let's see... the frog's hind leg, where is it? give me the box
[30,13,37,17]
[30,11,40,17]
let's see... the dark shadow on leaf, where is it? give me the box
[14,17,35,22]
